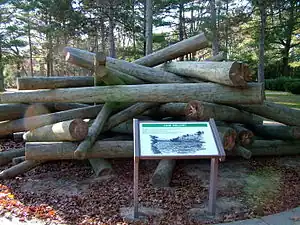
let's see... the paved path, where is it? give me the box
[214,207,300,225]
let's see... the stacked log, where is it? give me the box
[0,32,299,187]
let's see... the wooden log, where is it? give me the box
[0,148,25,166]
[204,52,225,61]
[111,120,133,134]
[89,158,112,176]
[234,101,300,126]
[231,124,254,147]
[0,104,29,121]
[17,76,94,90]
[107,68,145,84]
[144,103,187,119]
[248,140,300,156]
[248,124,300,140]
[160,61,248,87]
[185,101,263,125]
[0,160,43,179]
[23,119,89,142]
[151,159,176,187]
[12,156,25,165]
[217,126,237,151]
[133,33,208,67]
[25,140,300,160]
[0,105,102,136]
[25,141,134,160]
[45,103,90,111]
[65,47,191,84]
[0,83,264,105]
[234,146,252,159]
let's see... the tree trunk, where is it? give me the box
[100,17,106,53]
[0,160,44,179]
[12,156,25,165]
[0,44,4,91]
[160,61,248,87]
[248,124,300,140]
[144,102,188,119]
[234,146,252,159]
[145,0,153,55]
[248,140,300,156]
[217,126,237,151]
[234,101,300,126]
[108,4,116,58]
[231,124,254,147]
[17,76,94,90]
[225,0,229,60]
[23,119,89,142]
[0,83,264,105]
[151,159,176,187]
[210,0,219,56]
[178,0,184,61]
[0,148,25,166]
[25,141,134,160]
[28,21,34,77]
[0,105,102,136]
[133,33,208,67]
[107,68,145,84]
[258,0,266,84]
[185,101,263,125]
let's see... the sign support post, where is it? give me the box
[208,158,219,215]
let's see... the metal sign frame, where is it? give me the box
[133,118,225,218]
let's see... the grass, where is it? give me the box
[265,91,300,109]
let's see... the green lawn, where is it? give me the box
[265,91,300,109]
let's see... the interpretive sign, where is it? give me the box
[133,118,225,218]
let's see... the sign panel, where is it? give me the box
[138,121,221,158]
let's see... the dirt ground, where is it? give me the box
[0,138,299,225]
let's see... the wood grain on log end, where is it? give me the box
[185,100,204,121]
[69,119,89,141]
[229,62,248,87]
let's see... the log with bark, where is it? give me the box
[0,148,25,166]
[231,124,254,147]
[12,156,25,165]
[248,140,300,156]
[17,76,94,90]
[0,104,29,121]
[234,101,300,126]
[144,103,187,119]
[234,146,252,159]
[151,159,176,187]
[25,141,134,160]
[248,124,300,140]
[0,103,52,121]
[185,100,263,125]
[0,83,264,105]
[25,139,300,160]
[23,119,89,142]
[217,126,237,151]
[159,61,248,87]
[0,105,102,136]
[64,33,208,70]
[65,47,191,84]
[0,160,44,179]
[45,103,90,112]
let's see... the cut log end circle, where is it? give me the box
[69,119,89,141]
[185,100,204,121]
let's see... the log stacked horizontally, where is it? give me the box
[1,32,299,187]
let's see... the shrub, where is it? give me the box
[265,77,300,92]
[284,82,300,95]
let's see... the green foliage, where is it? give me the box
[284,82,300,95]
[265,77,300,93]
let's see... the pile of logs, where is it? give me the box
[0,32,300,187]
